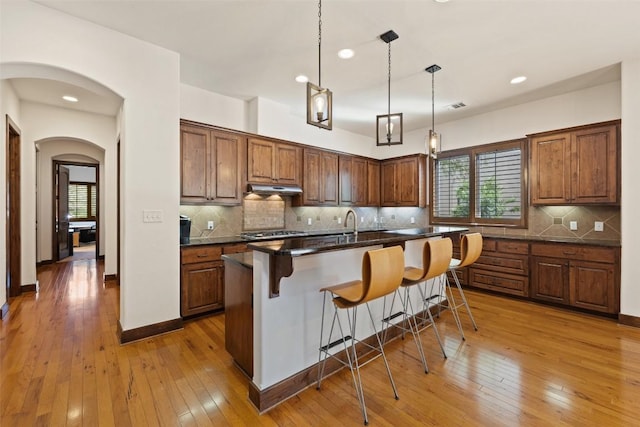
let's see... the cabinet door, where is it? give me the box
[247,138,275,183]
[302,149,322,205]
[321,152,339,205]
[339,156,353,205]
[211,131,244,204]
[381,160,397,206]
[275,143,301,185]
[397,157,419,206]
[530,133,571,205]
[352,157,367,206]
[531,256,569,304]
[180,125,209,203]
[571,125,618,204]
[366,160,381,206]
[224,260,253,376]
[570,260,616,313]
[181,261,224,317]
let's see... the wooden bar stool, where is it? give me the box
[383,238,452,373]
[317,245,405,426]
[440,232,481,340]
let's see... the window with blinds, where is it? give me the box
[69,183,97,220]
[431,139,527,227]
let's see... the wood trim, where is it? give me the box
[21,282,38,293]
[104,273,118,283]
[118,318,183,344]
[6,114,21,297]
[36,260,54,267]
[526,119,621,138]
[0,302,8,319]
[618,313,640,328]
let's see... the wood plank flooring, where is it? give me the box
[2,259,640,426]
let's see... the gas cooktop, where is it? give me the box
[240,230,309,240]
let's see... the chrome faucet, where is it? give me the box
[344,209,358,235]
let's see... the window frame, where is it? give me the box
[430,138,528,228]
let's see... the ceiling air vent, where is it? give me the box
[448,102,467,110]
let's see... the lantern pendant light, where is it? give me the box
[376,30,402,146]
[307,0,332,130]
[426,64,442,157]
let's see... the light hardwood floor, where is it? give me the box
[2,259,640,426]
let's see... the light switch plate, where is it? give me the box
[143,209,163,223]
[594,221,604,232]
[569,221,578,230]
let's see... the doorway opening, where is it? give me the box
[5,115,21,298]
[52,161,99,263]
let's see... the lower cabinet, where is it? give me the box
[180,243,249,318]
[224,257,253,376]
[530,243,619,314]
[467,238,529,297]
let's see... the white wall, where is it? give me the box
[22,102,113,268]
[0,79,21,311]
[180,83,247,131]
[1,1,181,331]
[621,59,640,318]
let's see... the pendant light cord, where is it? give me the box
[387,42,391,141]
[431,70,435,133]
[318,0,322,87]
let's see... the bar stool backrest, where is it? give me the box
[457,233,483,268]
[424,238,453,281]
[361,245,405,303]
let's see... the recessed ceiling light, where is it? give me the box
[62,95,78,102]
[434,0,450,3]
[295,75,308,83]
[510,76,527,85]
[338,48,354,59]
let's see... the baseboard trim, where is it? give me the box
[104,273,118,283]
[21,281,38,293]
[118,318,183,344]
[247,305,436,412]
[36,260,53,267]
[98,255,105,260]
[0,302,8,319]
[619,313,640,328]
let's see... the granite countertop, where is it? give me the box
[247,227,468,257]
[480,233,621,247]
[221,252,253,268]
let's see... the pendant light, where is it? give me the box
[426,64,442,157]
[376,30,402,146]
[307,0,332,130]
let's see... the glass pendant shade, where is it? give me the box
[376,113,403,146]
[307,82,332,130]
[429,129,440,158]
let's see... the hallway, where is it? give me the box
[1,259,640,425]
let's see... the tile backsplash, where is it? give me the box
[180,198,620,242]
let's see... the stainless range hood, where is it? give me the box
[247,184,303,195]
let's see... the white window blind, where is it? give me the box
[69,183,97,219]
[475,148,522,220]
[433,154,470,218]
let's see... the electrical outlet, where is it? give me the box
[594,221,604,232]
[410,217,415,224]
[569,221,578,231]
[360,216,364,223]
[307,218,312,225]
[337,217,342,224]
[207,221,214,230]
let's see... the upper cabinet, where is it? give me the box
[380,154,427,207]
[530,121,619,205]
[296,148,339,206]
[366,160,381,207]
[339,155,368,206]
[180,123,245,205]
[247,137,301,186]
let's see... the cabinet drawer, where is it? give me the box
[482,239,497,252]
[182,246,223,264]
[497,240,529,255]
[531,244,615,263]
[474,253,529,276]
[469,268,529,297]
[223,244,249,254]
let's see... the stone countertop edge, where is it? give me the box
[246,227,469,257]
[221,252,254,269]
[480,233,621,247]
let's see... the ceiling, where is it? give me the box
[16,0,640,138]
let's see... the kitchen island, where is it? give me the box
[224,227,466,411]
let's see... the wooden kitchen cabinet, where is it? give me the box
[297,148,339,206]
[224,255,253,376]
[530,243,619,314]
[468,238,530,297]
[180,123,245,205]
[247,137,301,186]
[181,246,224,317]
[530,121,619,205]
[339,155,367,206]
[367,160,381,206]
[380,154,427,207]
